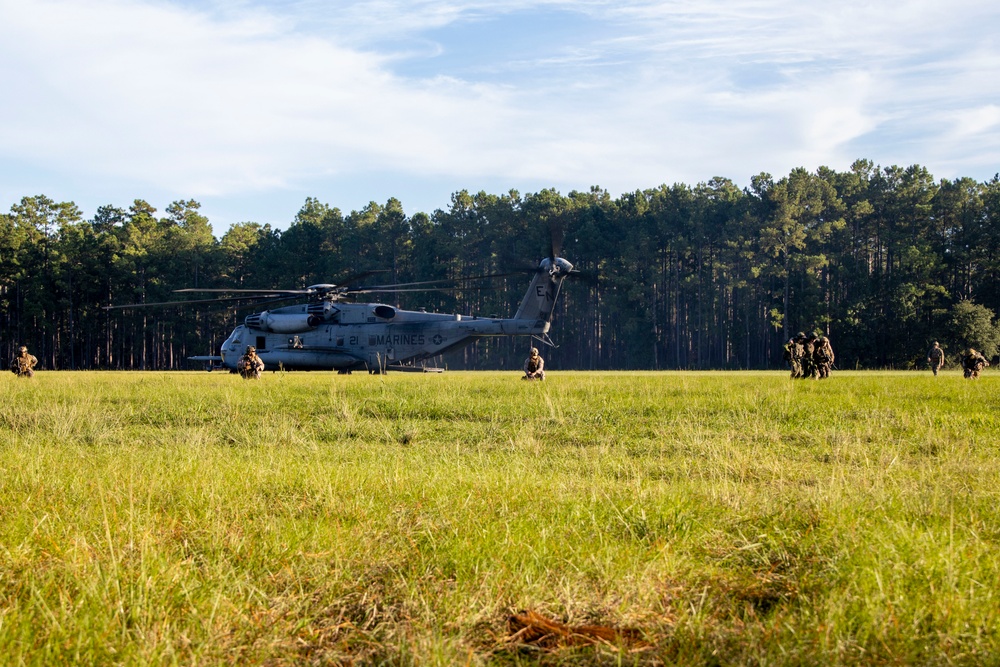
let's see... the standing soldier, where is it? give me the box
[237,345,265,379]
[10,346,38,377]
[784,332,807,379]
[782,338,793,374]
[961,348,988,379]
[927,341,944,376]
[802,333,818,379]
[522,347,545,381]
[814,335,835,379]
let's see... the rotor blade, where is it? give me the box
[174,287,316,295]
[569,268,598,285]
[551,223,564,260]
[331,269,388,286]
[171,270,389,296]
[235,294,313,310]
[349,285,505,294]
[167,270,519,300]
[103,294,283,310]
[356,271,523,291]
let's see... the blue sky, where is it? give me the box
[1,0,998,235]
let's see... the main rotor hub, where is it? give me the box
[541,257,574,277]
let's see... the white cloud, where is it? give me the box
[1,0,544,196]
[1,0,999,227]
[949,106,1000,139]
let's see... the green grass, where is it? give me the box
[2,369,1000,665]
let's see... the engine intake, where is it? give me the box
[244,311,320,333]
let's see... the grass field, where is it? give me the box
[2,369,1000,665]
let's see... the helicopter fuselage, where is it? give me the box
[218,305,550,372]
[207,257,573,372]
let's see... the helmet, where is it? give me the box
[796,332,806,339]
[246,346,256,353]
[530,347,539,356]
[18,346,26,353]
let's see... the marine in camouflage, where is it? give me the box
[784,332,807,379]
[523,347,545,381]
[962,348,988,379]
[237,345,265,380]
[927,342,944,376]
[10,346,37,378]
[814,336,835,379]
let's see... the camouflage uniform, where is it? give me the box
[814,336,835,379]
[10,346,38,378]
[523,348,545,381]
[962,348,988,379]
[237,346,265,379]
[784,333,807,379]
[802,335,818,379]
[927,342,944,376]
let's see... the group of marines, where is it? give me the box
[783,332,835,379]
[7,339,995,379]
[235,344,546,380]
[927,341,990,379]
[778,335,991,380]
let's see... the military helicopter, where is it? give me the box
[110,255,575,373]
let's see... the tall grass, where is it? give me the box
[1,370,999,664]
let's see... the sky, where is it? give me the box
[1,0,998,236]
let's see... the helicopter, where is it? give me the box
[110,255,575,373]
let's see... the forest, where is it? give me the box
[2,159,999,371]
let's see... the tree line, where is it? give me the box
[3,159,999,371]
